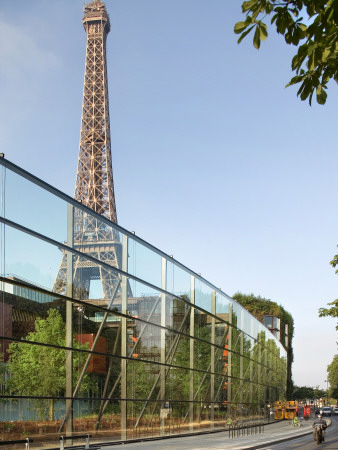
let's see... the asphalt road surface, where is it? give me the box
[260,415,338,449]
[99,415,338,449]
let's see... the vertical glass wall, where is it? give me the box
[0,159,287,448]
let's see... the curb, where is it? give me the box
[245,430,312,449]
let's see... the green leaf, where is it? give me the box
[316,85,327,104]
[285,74,304,87]
[237,25,255,44]
[321,48,330,62]
[234,21,249,34]
[259,23,268,41]
[242,0,259,13]
[253,25,261,49]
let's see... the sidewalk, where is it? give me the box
[94,419,316,449]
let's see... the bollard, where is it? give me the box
[84,434,90,450]
[60,436,65,450]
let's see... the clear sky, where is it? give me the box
[0,0,337,390]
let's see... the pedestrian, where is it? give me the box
[292,416,299,427]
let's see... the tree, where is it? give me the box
[331,386,338,400]
[0,352,5,400]
[7,308,94,420]
[234,0,338,105]
[327,354,338,399]
[292,385,325,401]
[319,248,338,330]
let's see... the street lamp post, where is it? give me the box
[324,379,329,405]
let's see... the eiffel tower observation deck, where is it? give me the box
[53,0,122,304]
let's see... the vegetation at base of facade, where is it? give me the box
[232,292,294,398]
[319,246,338,330]
[6,309,97,420]
[327,355,338,400]
[234,0,338,105]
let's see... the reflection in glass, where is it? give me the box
[0,162,288,446]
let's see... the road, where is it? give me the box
[261,415,338,449]
[100,415,338,449]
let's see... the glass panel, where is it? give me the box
[131,323,161,363]
[4,168,68,243]
[264,315,273,328]
[167,365,190,403]
[166,260,191,299]
[195,279,212,311]
[3,225,66,292]
[243,335,254,359]
[128,280,162,323]
[215,293,230,321]
[274,317,280,330]
[230,301,244,329]
[273,330,281,340]
[230,325,241,355]
[127,237,162,289]
[171,334,191,369]
[215,320,229,348]
[169,297,191,333]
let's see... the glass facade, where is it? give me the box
[0,159,287,448]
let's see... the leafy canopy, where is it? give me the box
[292,385,326,400]
[234,0,338,105]
[318,247,338,330]
[327,354,338,399]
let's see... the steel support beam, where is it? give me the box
[210,291,216,427]
[65,204,74,437]
[227,304,232,411]
[160,257,166,435]
[189,275,195,431]
[121,234,128,440]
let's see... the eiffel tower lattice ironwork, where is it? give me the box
[53,0,122,303]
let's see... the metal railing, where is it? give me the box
[227,422,265,438]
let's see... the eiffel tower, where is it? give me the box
[53,0,122,303]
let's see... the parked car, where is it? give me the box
[333,407,338,415]
[322,406,331,416]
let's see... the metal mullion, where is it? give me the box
[227,304,232,409]
[65,204,74,436]
[160,257,166,436]
[210,291,216,426]
[189,275,195,430]
[120,234,127,440]
[239,332,244,404]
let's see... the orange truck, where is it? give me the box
[285,400,299,419]
[274,401,285,420]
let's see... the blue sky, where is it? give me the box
[1,0,337,389]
